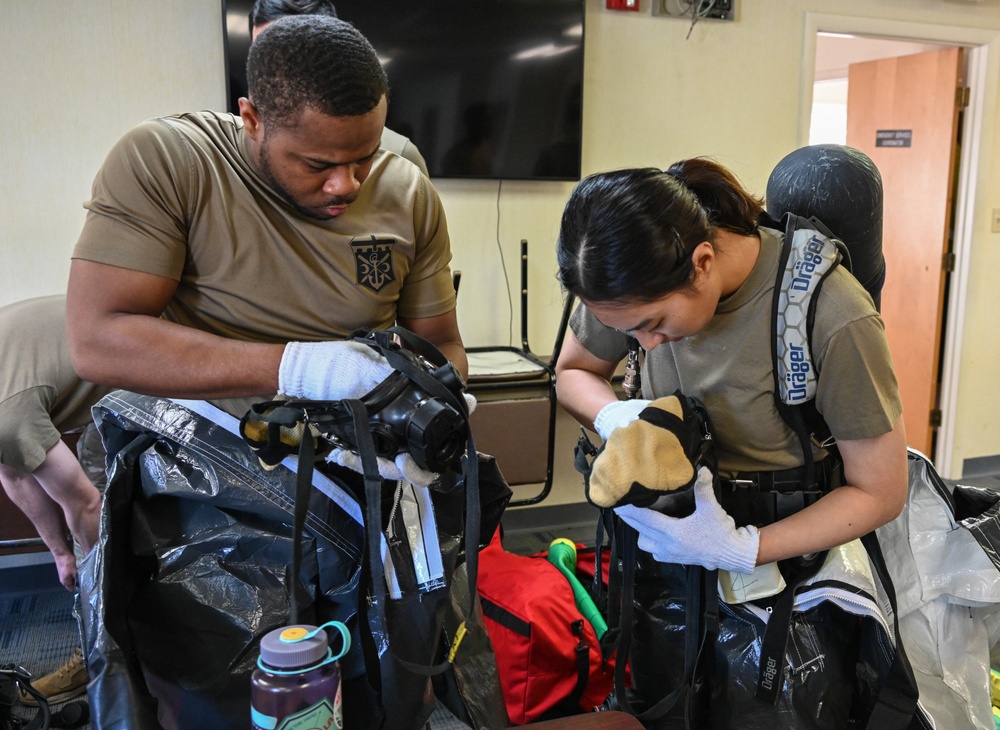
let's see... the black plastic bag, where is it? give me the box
[79,391,509,730]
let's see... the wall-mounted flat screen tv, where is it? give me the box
[223,0,585,181]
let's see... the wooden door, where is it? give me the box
[846,47,963,456]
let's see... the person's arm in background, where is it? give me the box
[0,439,101,591]
[399,308,467,382]
[67,260,284,399]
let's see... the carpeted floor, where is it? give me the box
[0,575,90,729]
[0,561,471,730]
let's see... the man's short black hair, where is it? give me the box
[248,0,338,36]
[247,15,387,127]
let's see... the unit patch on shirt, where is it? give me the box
[352,235,396,293]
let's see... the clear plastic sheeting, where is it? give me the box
[877,448,1000,730]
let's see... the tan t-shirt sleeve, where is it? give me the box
[395,179,457,320]
[814,312,902,442]
[73,119,190,280]
[569,300,631,365]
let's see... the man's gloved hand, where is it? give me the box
[279,340,394,401]
[326,448,439,488]
[614,467,760,574]
[594,398,652,441]
[461,392,478,415]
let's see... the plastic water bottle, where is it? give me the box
[251,622,351,730]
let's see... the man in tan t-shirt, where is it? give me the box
[67,15,467,486]
[55,14,470,725]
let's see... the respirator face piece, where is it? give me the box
[334,351,469,473]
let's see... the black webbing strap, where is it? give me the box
[575,406,717,726]
[525,617,594,724]
[754,551,827,704]
[2,664,51,730]
[478,597,530,637]
[609,523,698,726]
[861,531,919,729]
[345,395,482,681]
[565,620,592,714]
[288,424,316,625]
[367,326,483,618]
[276,329,481,695]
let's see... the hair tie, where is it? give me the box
[663,168,686,187]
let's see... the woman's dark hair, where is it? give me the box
[247,15,387,128]
[557,158,764,303]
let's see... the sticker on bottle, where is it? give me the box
[275,697,341,730]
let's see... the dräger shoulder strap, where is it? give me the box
[767,214,921,728]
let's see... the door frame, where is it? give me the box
[800,13,1000,478]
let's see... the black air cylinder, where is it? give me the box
[766,144,885,311]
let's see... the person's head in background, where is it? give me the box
[249,0,338,40]
[240,14,387,220]
[246,0,432,179]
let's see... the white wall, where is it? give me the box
[2,0,999,482]
[0,1,227,303]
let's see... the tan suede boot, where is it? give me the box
[18,646,89,706]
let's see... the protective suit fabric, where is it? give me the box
[625,446,1000,729]
[78,390,509,730]
[876,448,1000,730]
[626,537,932,729]
[77,391,364,730]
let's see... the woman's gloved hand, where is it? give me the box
[279,340,394,401]
[614,467,760,573]
[594,398,652,441]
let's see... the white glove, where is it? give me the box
[594,398,652,441]
[326,448,439,489]
[614,467,760,574]
[279,340,394,401]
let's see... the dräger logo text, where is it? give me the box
[791,236,827,292]
[760,656,779,691]
[785,344,810,401]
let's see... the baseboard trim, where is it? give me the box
[962,453,1000,479]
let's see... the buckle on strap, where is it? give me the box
[718,458,843,526]
[725,457,842,495]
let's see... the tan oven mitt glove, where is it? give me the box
[586,393,709,509]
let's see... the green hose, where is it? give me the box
[547,538,608,640]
